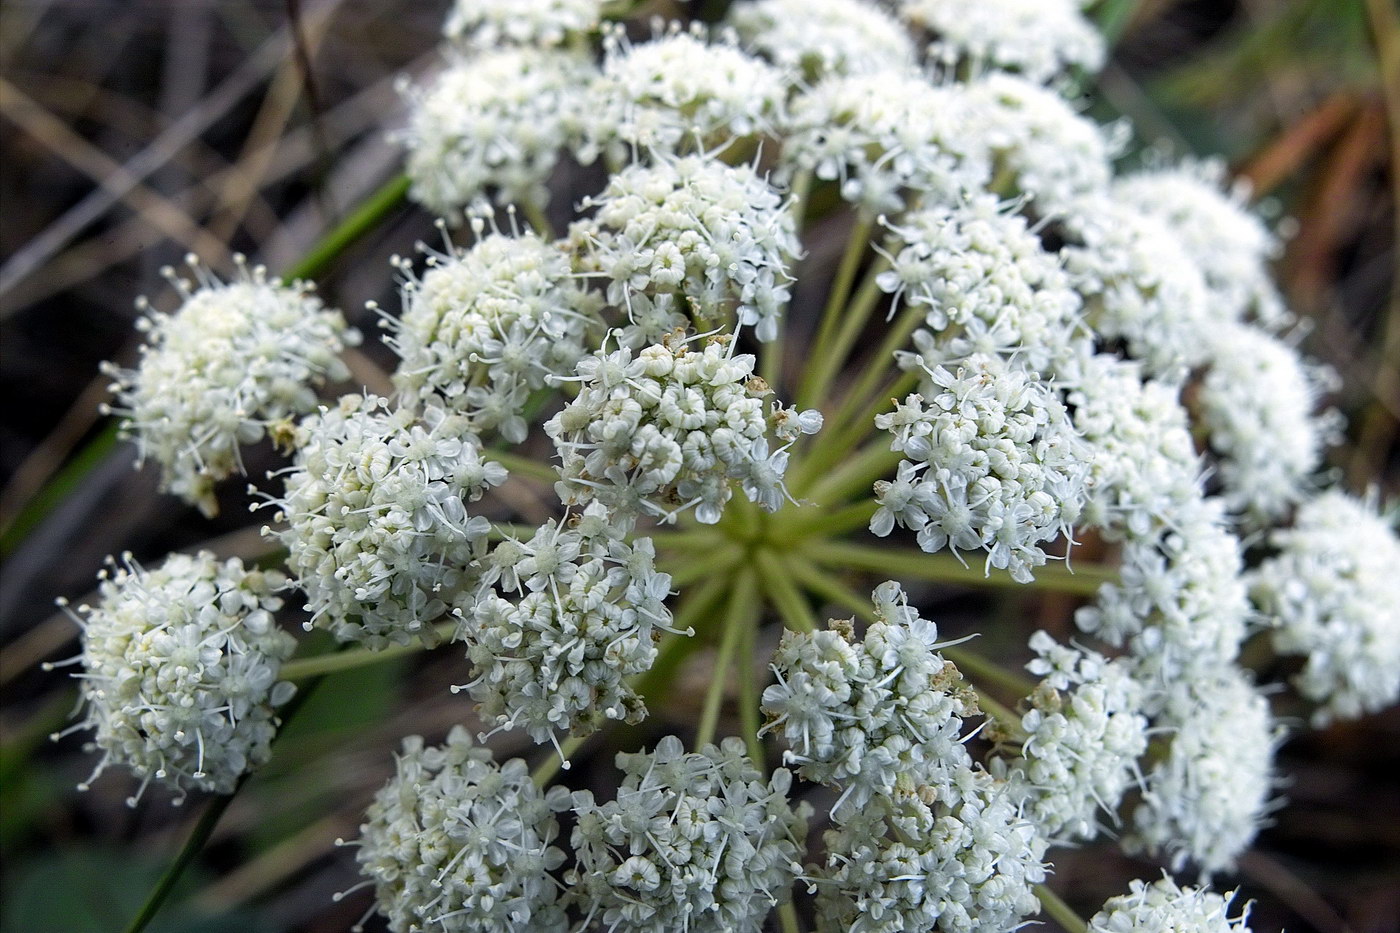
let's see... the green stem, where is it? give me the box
[738,595,764,766]
[800,441,900,504]
[518,198,555,239]
[756,550,819,633]
[1035,884,1090,933]
[775,500,878,544]
[942,644,1037,700]
[973,688,1027,742]
[784,553,873,623]
[778,901,803,933]
[824,364,919,470]
[122,784,242,933]
[695,568,756,747]
[813,252,892,404]
[803,540,1115,597]
[1,174,413,557]
[633,573,731,710]
[797,213,874,409]
[531,734,588,788]
[279,621,455,681]
[489,450,559,484]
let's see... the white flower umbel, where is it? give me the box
[781,71,989,215]
[727,0,916,81]
[898,0,1104,83]
[1089,878,1253,933]
[456,503,678,743]
[994,632,1147,844]
[1113,161,1287,327]
[56,552,296,803]
[584,24,788,161]
[1061,195,1214,376]
[1076,502,1249,682]
[1196,322,1338,523]
[385,226,603,442]
[400,48,593,215]
[566,735,808,933]
[1069,354,1203,540]
[545,336,820,523]
[1130,665,1280,876]
[761,582,978,815]
[270,395,506,649]
[442,0,604,50]
[571,155,799,340]
[103,257,355,517]
[872,352,1089,584]
[1251,491,1400,724]
[815,769,1048,933]
[877,194,1087,374]
[962,73,1119,216]
[355,727,568,933]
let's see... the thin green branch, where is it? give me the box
[800,441,901,505]
[738,595,764,766]
[756,549,819,633]
[1035,884,1089,933]
[797,213,874,409]
[279,621,455,681]
[822,366,919,472]
[696,568,756,747]
[943,644,1037,701]
[531,734,588,789]
[662,544,743,588]
[775,499,878,544]
[803,540,1115,597]
[489,449,560,484]
[284,173,410,282]
[784,552,873,623]
[122,784,243,933]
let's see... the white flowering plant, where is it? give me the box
[10,1,1399,932]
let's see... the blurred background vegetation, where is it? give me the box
[1,1,1396,930]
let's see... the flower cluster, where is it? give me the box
[897,0,1105,83]
[456,503,677,743]
[727,0,915,80]
[877,194,1085,372]
[993,632,1147,844]
[872,353,1089,582]
[355,727,569,933]
[400,47,594,214]
[546,336,819,523]
[269,395,506,648]
[762,582,977,813]
[566,736,807,933]
[585,24,788,160]
[57,552,296,802]
[1251,491,1400,723]
[1089,878,1253,933]
[442,0,604,50]
[815,771,1048,933]
[571,155,800,341]
[385,226,602,442]
[103,257,355,516]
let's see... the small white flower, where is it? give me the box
[1128,665,1281,876]
[727,0,916,81]
[386,227,603,442]
[1089,877,1254,933]
[103,256,356,516]
[456,503,679,742]
[762,582,978,814]
[400,47,595,214]
[270,395,505,648]
[1195,322,1340,522]
[780,70,989,214]
[545,336,817,523]
[1251,490,1400,724]
[815,768,1048,933]
[584,24,789,161]
[993,632,1148,844]
[897,0,1105,83]
[56,552,296,802]
[442,0,605,50]
[355,726,569,933]
[1113,160,1288,327]
[567,736,808,933]
[571,154,800,341]
[872,353,1090,584]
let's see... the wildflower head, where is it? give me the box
[56,551,296,803]
[566,735,808,933]
[103,256,356,516]
[270,395,506,648]
[897,0,1105,83]
[386,226,603,442]
[727,0,916,81]
[456,504,678,742]
[355,726,569,933]
[1089,877,1254,933]
[442,0,605,50]
[544,336,820,524]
